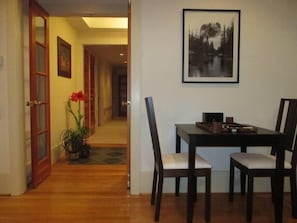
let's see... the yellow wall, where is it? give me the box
[49,17,81,161]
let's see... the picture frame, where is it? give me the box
[57,36,71,78]
[182,9,241,83]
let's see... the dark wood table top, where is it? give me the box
[175,123,286,147]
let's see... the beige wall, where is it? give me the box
[0,1,10,190]
[99,62,113,124]
[0,0,26,195]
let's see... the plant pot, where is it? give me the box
[80,148,90,158]
[67,151,80,160]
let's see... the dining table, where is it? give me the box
[175,123,287,223]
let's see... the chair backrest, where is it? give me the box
[145,97,164,171]
[274,98,297,168]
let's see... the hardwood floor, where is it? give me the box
[0,121,295,222]
[0,159,295,223]
[87,120,128,148]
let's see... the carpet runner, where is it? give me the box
[69,147,126,165]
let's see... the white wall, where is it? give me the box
[0,0,26,195]
[130,0,297,193]
[0,0,11,194]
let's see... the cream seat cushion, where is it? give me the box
[230,153,292,169]
[162,152,212,169]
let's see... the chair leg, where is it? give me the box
[194,177,197,202]
[229,159,235,201]
[175,177,180,196]
[155,174,163,222]
[205,173,211,222]
[271,175,276,202]
[151,169,158,205]
[246,174,254,222]
[290,173,297,218]
[240,171,246,196]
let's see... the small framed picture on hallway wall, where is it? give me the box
[57,36,71,78]
[182,9,241,83]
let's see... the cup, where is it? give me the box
[212,122,222,133]
[226,117,234,123]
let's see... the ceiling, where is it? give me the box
[36,0,128,66]
[85,45,128,66]
[36,0,128,17]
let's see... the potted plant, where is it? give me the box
[61,91,91,160]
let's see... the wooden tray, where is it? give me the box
[195,122,257,133]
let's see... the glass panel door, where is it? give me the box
[29,0,51,188]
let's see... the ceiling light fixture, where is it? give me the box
[82,17,128,29]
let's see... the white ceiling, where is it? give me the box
[36,0,128,17]
[36,0,128,66]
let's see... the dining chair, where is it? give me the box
[229,98,297,222]
[144,96,212,222]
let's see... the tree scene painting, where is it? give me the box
[183,9,240,83]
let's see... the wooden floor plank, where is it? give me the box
[0,160,295,223]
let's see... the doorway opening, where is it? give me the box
[83,44,128,147]
[26,0,130,188]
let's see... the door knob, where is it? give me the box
[121,100,131,107]
[26,100,42,107]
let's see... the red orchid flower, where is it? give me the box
[70,91,85,102]
[76,91,85,101]
[70,92,78,102]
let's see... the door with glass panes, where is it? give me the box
[28,0,51,188]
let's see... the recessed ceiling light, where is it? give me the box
[82,17,128,29]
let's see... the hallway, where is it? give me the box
[87,120,128,148]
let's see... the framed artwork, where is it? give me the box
[57,37,71,78]
[182,9,241,83]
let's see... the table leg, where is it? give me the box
[187,142,195,223]
[240,146,247,195]
[176,130,181,153]
[176,132,181,196]
[275,146,285,223]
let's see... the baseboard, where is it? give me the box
[51,144,65,164]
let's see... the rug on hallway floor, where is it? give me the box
[69,147,126,165]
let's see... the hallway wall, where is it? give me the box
[49,17,81,162]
